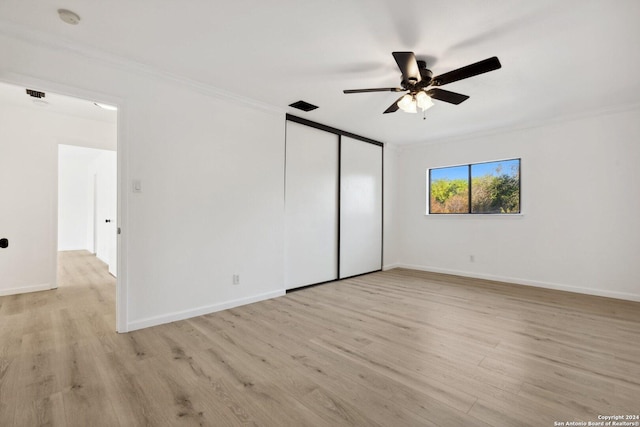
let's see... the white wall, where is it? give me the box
[58,145,101,251]
[382,144,400,269]
[124,84,285,330]
[0,32,286,330]
[0,101,116,296]
[397,107,640,301]
[58,147,91,252]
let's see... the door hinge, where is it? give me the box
[117,227,121,235]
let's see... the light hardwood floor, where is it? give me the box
[1,251,639,426]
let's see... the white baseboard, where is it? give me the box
[382,263,401,271]
[126,289,286,332]
[0,282,54,297]
[394,264,640,302]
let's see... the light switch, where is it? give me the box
[132,179,142,193]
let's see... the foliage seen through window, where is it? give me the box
[429,159,520,214]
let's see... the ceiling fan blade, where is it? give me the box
[343,88,404,94]
[383,95,405,114]
[392,52,422,83]
[432,56,501,86]
[426,88,469,105]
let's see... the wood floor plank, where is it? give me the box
[193,313,438,426]
[213,310,485,426]
[12,391,66,427]
[1,251,639,426]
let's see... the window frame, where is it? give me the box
[427,158,521,215]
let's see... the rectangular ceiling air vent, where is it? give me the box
[289,100,318,112]
[26,89,46,98]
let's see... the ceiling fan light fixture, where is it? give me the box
[397,94,417,113]
[416,91,434,111]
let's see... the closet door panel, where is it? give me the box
[284,121,339,289]
[339,137,382,278]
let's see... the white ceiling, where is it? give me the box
[1,0,639,145]
[0,81,117,123]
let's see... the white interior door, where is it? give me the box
[339,136,382,278]
[285,121,339,289]
[105,163,117,277]
[92,150,117,276]
[92,174,98,254]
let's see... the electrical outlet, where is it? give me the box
[232,274,240,285]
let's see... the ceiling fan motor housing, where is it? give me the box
[419,68,433,83]
[403,73,433,94]
[400,60,434,93]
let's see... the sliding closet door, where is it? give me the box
[339,136,383,279]
[284,121,339,289]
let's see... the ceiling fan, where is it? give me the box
[343,52,501,114]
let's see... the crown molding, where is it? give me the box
[402,101,640,149]
[0,20,285,116]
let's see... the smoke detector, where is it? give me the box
[58,9,80,25]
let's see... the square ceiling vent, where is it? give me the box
[289,100,318,112]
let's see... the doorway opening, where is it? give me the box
[58,144,117,276]
[0,80,120,330]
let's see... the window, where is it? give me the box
[428,158,520,214]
